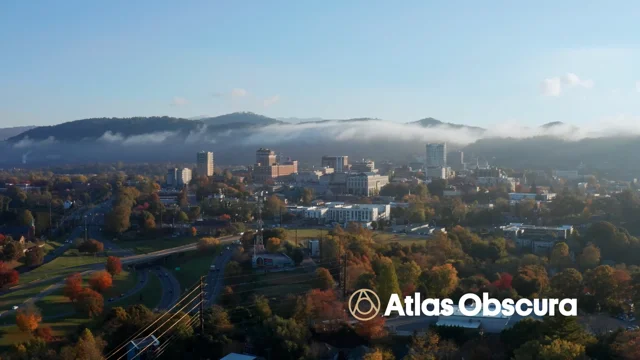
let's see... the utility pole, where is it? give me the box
[199,276,205,333]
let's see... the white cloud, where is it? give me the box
[635,81,640,92]
[541,78,562,96]
[563,73,594,88]
[231,88,248,98]
[263,95,281,107]
[170,97,189,106]
[541,73,594,96]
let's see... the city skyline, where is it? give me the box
[3,1,640,128]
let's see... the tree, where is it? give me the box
[197,237,220,253]
[584,265,618,304]
[292,248,304,266]
[375,257,402,308]
[550,242,572,269]
[396,261,421,292]
[25,246,45,267]
[418,263,459,298]
[16,304,42,333]
[3,240,24,261]
[18,209,34,226]
[611,329,640,360]
[78,239,104,254]
[550,268,583,299]
[105,256,122,276]
[188,206,201,221]
[312,268,335,290]
[264,195,286,218]
[404,331,442,360]
[34,326,54,342]
[0,262,19,288]
[362,348,395,360]
[177,210,189,224]
[301,188,314,206]
[75,288,104,317]
[355,316,388,340]
[578,243,600,269]
[59,328,106,360]
[306,289,346,330]
[106,204,131,233]
[538,339,585,360]
[513,265,549,298]
[89,271,113,293]
[191,226,197,236]
[63,272,83,302]
[251,294,273,322]
[224,261,242,277]
[143,212,156,231]
[266,237,282,253]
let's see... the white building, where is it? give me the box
[346,172,389,196]
[166,168,192,188]
[426,143,447,167]
[552,170,579,180]
[509,192,556,202]
[196,151,214,177]
[325,204,390,224]
[426,166,447,179]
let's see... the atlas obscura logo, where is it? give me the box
[348,291,577,319]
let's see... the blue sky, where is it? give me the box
[2,0,640,127]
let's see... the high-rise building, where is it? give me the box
[166,168,192,188]
[426,143,447,167]
[196,151,214,177]
[350,159,376,173]
[321,156,349,173]
[253,148,298,182]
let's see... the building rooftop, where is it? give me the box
[436,318,482,329]
[220,354,260,360]
[130,335,159,350]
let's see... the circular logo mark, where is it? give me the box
[348,289,381,321]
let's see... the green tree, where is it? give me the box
[513,265,549,298]
[253,295,272,321]
[301,188,314,206]
[584,265,618,304]
[578,243,600,269]
[312,267,335,291]
[396,260,421,292]
[59,329,106,360]
[25,247,45,267]
[374,256,401,308]
[418,263,459,298]
[550,242,572,269]
[3,241,24,261]
[18,209,34,226]
[177,210,189,224]
[550,268,583,299]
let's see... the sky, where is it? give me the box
[2,0,640,128]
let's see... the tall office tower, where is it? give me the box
[196,151,214,177]
[321,155,349,173]
[426,143,447,167]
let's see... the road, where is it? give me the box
[204,245,236,306]
[154,266,181,311]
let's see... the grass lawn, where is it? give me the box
[102,271,138,300]
[233,268,314,305]
[118,236,198,254]
[19,249,106,284]
[0,316,93,351]
[166,252,215,289]
[0,281,57,313]
[285,228,424,245]
[111,271,163,310]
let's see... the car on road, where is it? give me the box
[226,246,230,250]
[120,293,124,298]
[210,265,218,271]
[12,306,19,310]
[108,298,114,302]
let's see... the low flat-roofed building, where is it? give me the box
[501,223,573,253]
[252,253,295,269]
[220,354,263,360]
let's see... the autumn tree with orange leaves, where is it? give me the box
[89,271,113,293]
[355,316,388,340]
[75,288,104,317]
[16,304,42,333]
[64,272,83,302]
[305,289,346,332]
[105,256,122,276]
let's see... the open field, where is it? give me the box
[232,268,314,305]
[285,228,425,245]
[19,249,106,284]
[118,236,198,254]
[166,251,215,289]
[110,271,163,310]
[0,281,56,313]
[0,316,93,351]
